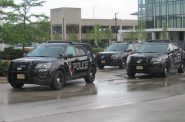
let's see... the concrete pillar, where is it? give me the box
[152,32,156,40]
[79,24,82,41]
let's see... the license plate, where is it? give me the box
[101,60,106,64]
[17,74,25,80]
[136,66,143,70]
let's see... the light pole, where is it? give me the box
[114,13,118,42]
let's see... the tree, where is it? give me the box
[137,21,147,41]
[2,0,48,51]
[160,23,168,40]
[0,0,16,14]
[68,33,78,41]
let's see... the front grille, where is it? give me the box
[131,57,148,65]
[10,62,31,71]
[100,54,112,63]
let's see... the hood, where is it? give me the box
[12,57,58,63]
[130,53,166,58]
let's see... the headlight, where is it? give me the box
[111,54,120,58]
[151,58,162,64]
[36,63,51,69]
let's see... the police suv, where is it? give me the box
[126,41,185,77]
[96,42,139,69]
[8,41,97,90]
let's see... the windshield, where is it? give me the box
[26,44,66,57]
[106,44,128,52]
[136,43,168,53]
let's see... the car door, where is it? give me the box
[167,44,175,68]
[65,45,77,76]
[172,44,182,67]
[74,45,89,76]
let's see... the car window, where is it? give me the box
[26,44,66,57]
[128,44,134,50]
[75,46,87,56]
[137,43,168,53]
[66,46,76,56]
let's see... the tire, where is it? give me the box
[9,82,24,89]
[161,64,169,78]
[119,59,126,69]
[98,65,104,70]
[50,71,65,90]
[127,70,135,78]
[85,66,96,83]
[178,62,184,73]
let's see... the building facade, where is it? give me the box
[50,7,137,43]
[139,0,185,40]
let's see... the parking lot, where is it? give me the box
[1,67,185,121]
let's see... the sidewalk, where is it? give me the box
[0,77,7,83]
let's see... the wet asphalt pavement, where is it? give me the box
[1,67,185,122]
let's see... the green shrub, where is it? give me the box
[0,48,28,60]
[92,47,104,54]
[0,60,9,76]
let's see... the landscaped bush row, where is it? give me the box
[0,60,9,77]
[0,47,27,60]
[92,47,104,54]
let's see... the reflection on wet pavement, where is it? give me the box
[1,67,185,105]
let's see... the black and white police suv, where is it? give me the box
[126,41,185,77]
[8,41,97,90]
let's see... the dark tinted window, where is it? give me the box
[66,46,76,56]
[75,46,87,56]
[106,44,128,52]
[27,44,66,57]
[137,43,168,53]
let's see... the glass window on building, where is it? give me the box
[111,26,120,33]
[161,4,167,16]
[52,25,62,34]
[122,26,133,30]
[168,16,174,28]
[155,5,160,16]
[81,26,94,33]
[175,2,181,15]
[139,0,145,5]
[168,4,174,16]
[66,24,79,34]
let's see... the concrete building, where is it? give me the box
[50,7,137,43]
[138,0,185,41]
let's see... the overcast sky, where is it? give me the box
[17,0,138,20]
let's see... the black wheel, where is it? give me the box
[50,71,65,90]
[178,62,184,73]
[119,59,126,69]
[161,64,170,78]
[127,70,135,78]
[9,82,24,89]
[85,66,96,83]
[98,65,104,70]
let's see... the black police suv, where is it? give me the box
[126,41,185,77]
[8,42,97,90]
[96,42,139,69]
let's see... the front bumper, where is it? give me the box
[127,63,164,75]
[8,69,53,86]
[97,58,123,66]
